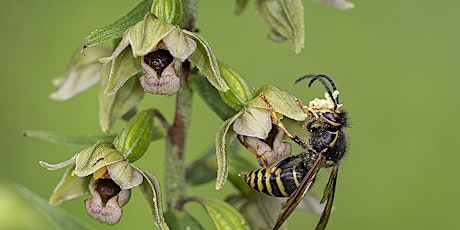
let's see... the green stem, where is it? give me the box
[164,0,197,211]
[164,80,193,210]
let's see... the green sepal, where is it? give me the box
[188,196,250,230]
[151,0,183,24]
[99,66,144,133]
[84,0,153,47]
[218,62,255,111]
[50,46,111,101]
[73,140,124,177]
[104,46,142,95]
[48,166,91,206]
[215,111,242,190]
[188,74,237,121]
[183,30,230,92]
[137,168,170,230]
[113,109,155,162]
[130,13,174,57]
[248,85,307,121]
[163,210,204,230]
[15,184,96,230]
[256,0,305,54]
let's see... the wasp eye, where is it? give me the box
[324,112,338,123]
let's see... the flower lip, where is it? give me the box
[143,49,174,74]
[95,178,122,204]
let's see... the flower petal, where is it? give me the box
[107,160,143,190]
[233,107,271,139]
[162,27,197,62]
[99,30,131,64]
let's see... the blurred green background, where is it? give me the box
[1,0,459,229]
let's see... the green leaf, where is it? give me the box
[129,13,174,57]
[84,0,153,47]
[23,130,115,146]
[188,74,237,120]
[104,46,142,95]
[99,68,144,133]
[248,85,308,121]
[183,30,230,92]
[218,62,255,111]
[151,0,183,24]
[256,0,305,54]
[73,140,124,177]
[137,168,170,230]
[215,111,242,190]
[15,184,95,230]
[163,210,204,230]
[189,196,250,230]
[49,166,91,205]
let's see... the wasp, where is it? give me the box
[242,74,348,230]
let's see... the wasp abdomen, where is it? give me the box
[243,166,304,197]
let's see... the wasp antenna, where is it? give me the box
[295,74,340,106]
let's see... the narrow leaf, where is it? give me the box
[23,130,115,146]
[190,196,250,230]
[188,74,237,120]
[137,168,169,230]
[183,30,229,92]
[84,0,153,47]
[15,184,95,230]
[215,111,242,190]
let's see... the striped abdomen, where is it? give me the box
[243,166,304,197]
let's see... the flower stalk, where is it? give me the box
[164,0,197,211]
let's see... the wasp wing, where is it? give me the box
[272,154,324,230]
[315,165,339,230]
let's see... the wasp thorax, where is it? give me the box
[143,49,174,74]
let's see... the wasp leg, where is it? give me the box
[237,135,269,167]
[259,93,309,149]
[296,98,319,120]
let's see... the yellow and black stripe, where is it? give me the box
[243,166,304,197]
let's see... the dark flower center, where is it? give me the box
[95,179,121,203]
[143,49,174,74]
